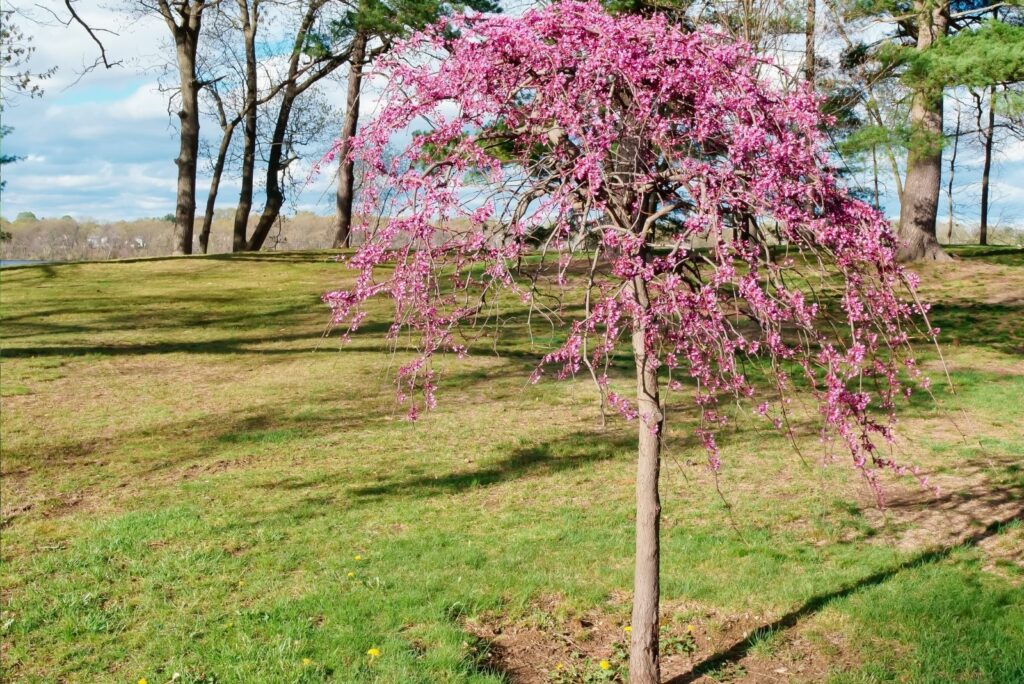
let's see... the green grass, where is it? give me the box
[2,248,1023,683]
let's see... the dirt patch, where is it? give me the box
[179,456,257,481]
[862,455,1023,552]
[1,489,95,528]
[0,501,34,528]
[465,597,846,683]
[976,523,1024,585]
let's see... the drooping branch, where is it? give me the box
[322,4,937,681]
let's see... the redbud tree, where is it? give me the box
[323,3,933,681]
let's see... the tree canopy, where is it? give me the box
[324,6,936,678]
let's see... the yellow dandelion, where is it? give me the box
[355,555,363,561]
[367,647,381,658]
[623,625,632,633]
[138,679,148,684]
[303,658,312,666]
[555,662,564,670]
[347,571,355,578]
[599,660,611,670]
[686,624,694,633]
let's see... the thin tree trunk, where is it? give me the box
[198,122,236,254]
[979,84,995,246]
[332,32,367,249]
[804,0,815,84]
[945,101,961,243]
[897,0,951,262]
[171,29,201,255]
[629,272,662,684]
[872,145,880,209]
[246,93,292,251]
[245,0,328,251]
[232,0,259,252]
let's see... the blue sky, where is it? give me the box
[2,0,1023,228]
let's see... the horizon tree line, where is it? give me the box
[1,0,1023,258]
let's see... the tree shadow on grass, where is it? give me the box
[928,301,1024,356]
[204,250,343,264]
[946,245,1024,266]
[349,430,635,500]
[664,510,1023,683]
[0,318,406,358]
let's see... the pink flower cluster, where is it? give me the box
[323,1,934,496]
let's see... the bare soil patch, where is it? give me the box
[466,596,849,683]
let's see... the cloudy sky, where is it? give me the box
[2,0,1023,227]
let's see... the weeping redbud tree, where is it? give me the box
[324,2,933,681]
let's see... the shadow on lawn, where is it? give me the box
[665,510,1024,684]
[350,430,635,499]
[929,301,1024,356]
[204,250,343,264]
[946,245,1024,266]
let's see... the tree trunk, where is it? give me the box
[945,102,961,242]
[232,0,259,252]
[872,145,881,208]
[246,89,294,251]
[629,274,662,684]
[244,0,325,252]
[979,84,995,246]
[897,0,951,262]
[172,31,201,255]
[248,190,285,251]
[332,32,367,249]
[804,0,815,84]
[199,122,236,254]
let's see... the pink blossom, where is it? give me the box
[323,1,934,495]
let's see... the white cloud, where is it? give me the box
[1,0,1022,228]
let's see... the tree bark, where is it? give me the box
[245,0,348,251]
[945,101,961,243]
[167,4,204,256]
[804,0,815,84]
[246,87,294,251]
[232,0,259,252]
[198,120,236,254]
[979,84,995,246]
[629,273,662,684]
[897,0,951,262]
[332,32,368,249]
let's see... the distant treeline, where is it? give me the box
[0,211,355,261]
[2,210,1021,264]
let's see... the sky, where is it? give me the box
[1,0,1022,228]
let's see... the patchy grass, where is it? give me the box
[1,247,1022,683]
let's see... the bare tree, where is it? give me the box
[330,30,367,248]
[945,98,962,242]
[804,0,815,84]
[198,83,239,253]
[148,0,218,255]
[240,0,355,251]
[329,0,502,249]
[229,0,259,251]
[974,85,997,246]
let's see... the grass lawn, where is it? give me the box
[1,247,1022,683]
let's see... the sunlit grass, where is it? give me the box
[1,247,1022,682]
